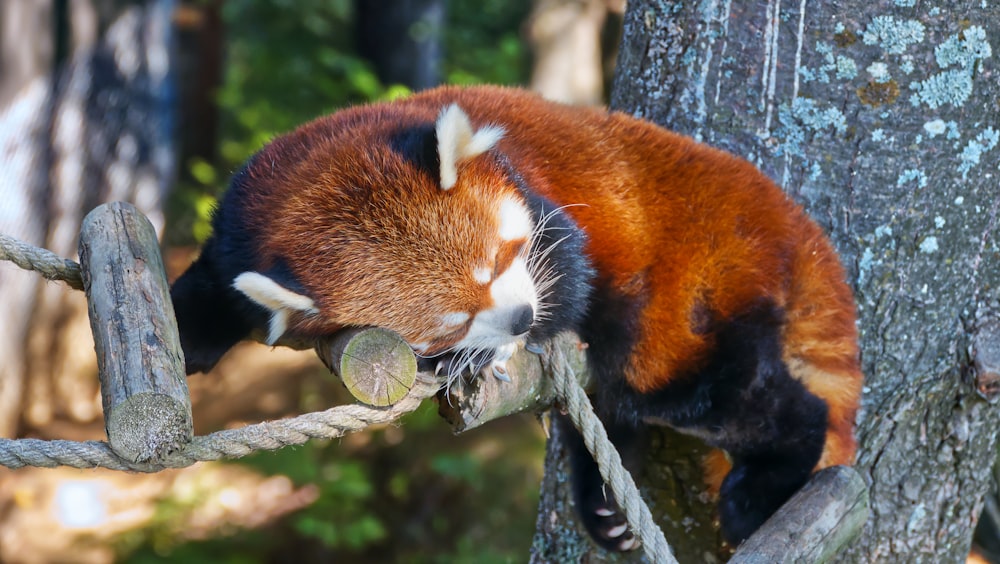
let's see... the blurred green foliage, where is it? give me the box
[124,402,546,563]
[153,0,542,561]
[167,0,531,246]
[444,0,532,85]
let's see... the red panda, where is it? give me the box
[170,85,862,549]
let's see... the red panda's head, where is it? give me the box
[225,103,567,377]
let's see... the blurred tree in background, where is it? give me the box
[1,0,631,562]
[0,0,175,440]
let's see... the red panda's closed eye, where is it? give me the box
[494,238,528,279]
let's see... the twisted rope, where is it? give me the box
[548,344,676,564]
[1,232,671,560]
[0,373,441,471]
[0,233,83,290]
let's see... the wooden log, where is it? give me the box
[310,327,590,418]
[438,332,591,433]
[79,202,193,464]
[729,465,869,564]
[315,327,418,406]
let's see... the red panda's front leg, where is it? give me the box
[558,412,645,551]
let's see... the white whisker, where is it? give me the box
[526,206,578,319]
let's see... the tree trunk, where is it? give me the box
[355,0,445,91]
[0,0,176,437]
[534,0,1000,560]
[527,0,616,105]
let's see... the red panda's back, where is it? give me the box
[400,88,844,378]
[409,88,862,449]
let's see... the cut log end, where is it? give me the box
[317,327,418,406]
[80,202,194,462]
[106,393,194,463]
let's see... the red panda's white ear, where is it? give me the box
[436,103,505,190]
[233,272,318,345]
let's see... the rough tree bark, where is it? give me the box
[0,0,175,437]
[534,0,999,561]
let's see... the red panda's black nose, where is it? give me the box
[510,305,534,336]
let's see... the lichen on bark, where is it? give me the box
[534,0,1000,560]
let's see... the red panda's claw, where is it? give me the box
[586,498,637,551]
[492,362,512,382]
[434,361,447,376]
[601,517,638,551]
[605,523,628,537]
[525,342,545,355]
[617,536,639,551]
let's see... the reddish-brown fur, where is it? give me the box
[238,85,861,471]
[169,85,866,547]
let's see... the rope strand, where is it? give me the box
[0,233,84,289]
[0,374,440,472]
[548,345,676,564]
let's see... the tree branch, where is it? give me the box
[731,466,869,563]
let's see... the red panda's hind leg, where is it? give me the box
[670,300,829,544]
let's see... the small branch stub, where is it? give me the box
[79,202,193,464]
[972,319,1000,403]
[317,327,418,406]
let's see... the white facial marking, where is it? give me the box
[489,257,538,318]
[439,311,471,329]
[435,103,505,190]
[473,266,492,284]
[232,272,317,345]
[498,198,533,241]
[454,256,538,353]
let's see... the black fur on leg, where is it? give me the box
[170,246,258,374]
[672,300,828,545]
[717,449,818,544]
[584,299,829,546]
[558,412,644,552]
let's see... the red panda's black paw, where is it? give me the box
[718,460,810,545]
[580,493,640,551]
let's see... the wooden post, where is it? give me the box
[79,202,193,464]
